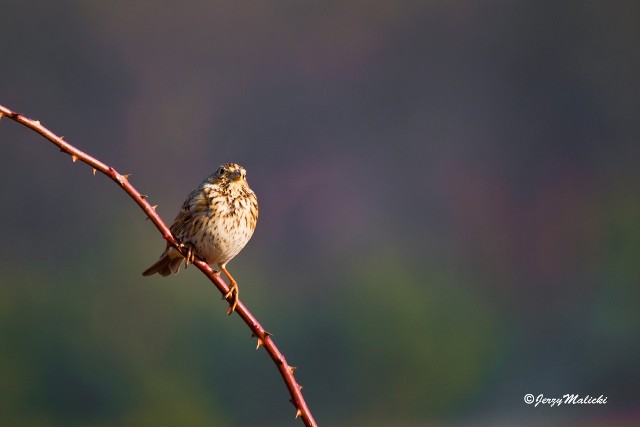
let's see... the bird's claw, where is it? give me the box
[180,243,196,268]
[224,284,239,315]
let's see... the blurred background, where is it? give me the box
[1,1,638,426]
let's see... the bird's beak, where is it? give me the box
[230,170,243,181]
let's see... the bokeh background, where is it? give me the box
[1,1,638,426]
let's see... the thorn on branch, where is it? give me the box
[71,155,79,163]
[140,194,148,199]
[253,330,273,350]
[151,205,158,210]
[92,168,97,176]
[122,173,131,180]
[289,365,297,374]
[295,409,302,419]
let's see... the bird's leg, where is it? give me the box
[220,264,239,315]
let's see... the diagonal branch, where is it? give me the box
[0,103,318,427]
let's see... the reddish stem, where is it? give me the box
[0,104,318,427]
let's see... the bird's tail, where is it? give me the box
[142,249,184,276]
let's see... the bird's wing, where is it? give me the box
[169,186,210,237]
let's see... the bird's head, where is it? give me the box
[214,163,248,185]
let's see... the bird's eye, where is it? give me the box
[216,167,225,176]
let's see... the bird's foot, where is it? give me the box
[179,243,196,268]
[224,283,239,315]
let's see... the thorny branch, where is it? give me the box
[0,103,318,427]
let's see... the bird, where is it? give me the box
[142,163,258,314]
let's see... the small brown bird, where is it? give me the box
[142,163,258,314]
